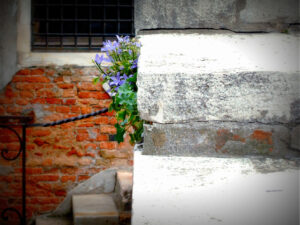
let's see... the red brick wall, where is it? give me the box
[0,66,133,224]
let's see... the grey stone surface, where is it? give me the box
[0,165,13,175]
[291,125,300,150]
[143,122,300,158]
[0,0,18,90]
[73,194,119,225]
[137,31,299,124]
[135,0,299,32]
[115,170,133,211]
[52,168,118,216]
[132,151,299,225]
[36,216,72,225]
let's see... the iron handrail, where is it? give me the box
[0,108,108,225]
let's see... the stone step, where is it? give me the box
[36,215,72,225]
[115,170,133,211]
[72,194,119,225]
[132,151,300,225]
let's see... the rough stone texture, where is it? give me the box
[0,66,133,224]
[137,31,299,124]
[73,194,119,225]
[36,216,72,225]
[52,168,118,216]
[291,125,300,150]
[143,122,300,158]
[0,0,18,90]
[115,170,133,211]
[132,151,299,225]
[135,0,299,32]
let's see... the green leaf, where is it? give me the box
[117,110,126,121]
[115,123,126,143]
[93,76,100,84]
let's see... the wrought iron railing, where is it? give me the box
[0,108,108,225]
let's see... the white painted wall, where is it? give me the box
[0,0,18,90]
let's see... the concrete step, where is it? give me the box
[115,170,133,211]
[72,194,119,225]
[35,215,72,225]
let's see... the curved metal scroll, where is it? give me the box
[1,207,22,225]
[0,125,22,161]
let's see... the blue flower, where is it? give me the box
[109,72,121,87]
[95,54,110,64]
[101,40,119,52]
[116,35,130,43]
[131,59,138,69]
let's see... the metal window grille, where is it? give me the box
[31,0,134,51]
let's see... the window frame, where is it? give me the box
[17,0,135,67]
[31,0,134,51]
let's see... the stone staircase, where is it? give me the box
[36,170,133,225]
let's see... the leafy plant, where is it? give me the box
[93,36,143,144]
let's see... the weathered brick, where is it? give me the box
[63,99,76,105]
[100,125,117,134]
[12,76,50,83]
[31,68,45,75]
[60,168,78,174]
[81,106,92,114]
[58,83,74,89]
[42,158,53,167]
[33,138,49,146]
[63,89,76,97]
[6,106,23,114]
[96,134,109,141]
[18,90,34,98]
[0,65,132,224]
[36,90,56,98]
[15,98,30,105]
[100,149,128,159]
[78,175,90,182]
[16,69,31,75]
[77,82,103,91]
[61,175,76,183]
[14,168,43,174]
[55,190,67,196]
[28,197,61,205]
[0,97,13,104]
[71,106,81,113]
[95,117,109,125]
[99,142,117,150]
[67,148,84,157]
[54,77,64,83]
[31,129,51,137]
[109,117,118,125]
[46,69,56,76]
[84,143,98,150]
[56,106,70,113]
[46,98,62,104]
[29,175,59,182]
[76,133,89,142]
[15,83,44,90]
[78,91,93,98]
[31,98,46,104]
[78,123,94,127]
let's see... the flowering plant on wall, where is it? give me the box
[93,36,143,144]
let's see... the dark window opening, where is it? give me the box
[31,0,134,51]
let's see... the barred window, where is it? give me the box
[31,0,134,51]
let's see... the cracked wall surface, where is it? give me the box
[135,0,299,32]
[136,1,300,157]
